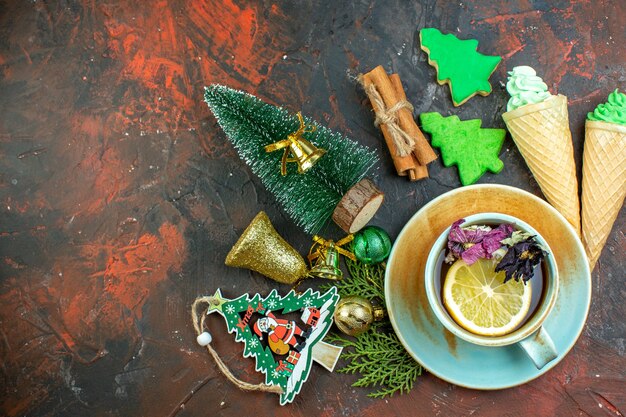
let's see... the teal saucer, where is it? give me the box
[385,184,591,389]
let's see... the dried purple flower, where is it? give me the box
[447,219,490,264]
[460,241,489,264]
[494,236,547,283]
[446,219,515,265]
[482,223,515,255]
[447,219,470,258]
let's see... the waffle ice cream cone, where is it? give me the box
[581,120,626,269]
[502,94,580,234]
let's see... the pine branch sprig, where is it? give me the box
[326,329,422,398]
[321,257,422,398]
[323,257,386,301]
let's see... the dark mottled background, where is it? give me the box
[0,1,624,416]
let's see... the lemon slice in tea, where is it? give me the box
[443,258,532,336]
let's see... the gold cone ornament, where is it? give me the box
[225,212,308,285]
[581,120,626,269]
[307,235,356,281]
[334,295,385,336]
[264,112,326,175]
[502,95,581,234]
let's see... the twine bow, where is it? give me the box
[307,234,356,264]
[264,112,317,175]
[358,75,415,157]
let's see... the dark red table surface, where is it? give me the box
[1,1,625,416]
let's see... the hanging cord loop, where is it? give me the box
[191,296,283,395]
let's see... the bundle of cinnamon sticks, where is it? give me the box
[360,65,437,180]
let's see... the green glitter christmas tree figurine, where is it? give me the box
[204,84,383,234]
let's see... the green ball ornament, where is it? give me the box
[352,226,392,264]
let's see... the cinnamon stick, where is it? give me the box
[367,66,437,165]
[361,73,424,180]
[388,73,429,180]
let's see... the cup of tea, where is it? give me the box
[424,212,559,369]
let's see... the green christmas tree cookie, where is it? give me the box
[420,28,501,106]
[420,112,505,185]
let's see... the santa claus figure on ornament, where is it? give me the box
[253,312,312,355]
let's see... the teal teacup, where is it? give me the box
[424,212,559,369]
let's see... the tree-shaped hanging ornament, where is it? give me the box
[192,287,342,405]
[420,28,501,107]
[204,84,383,234]
[420,112,506,185]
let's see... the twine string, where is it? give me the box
[191,296,284,395]
[358,76,415,157]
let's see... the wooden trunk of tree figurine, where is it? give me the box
[332,179,385,233]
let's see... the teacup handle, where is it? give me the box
[518,326,558,369]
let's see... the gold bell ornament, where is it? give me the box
[334,295,385,337]
[225,211,308,285]
[264,112,326,175]
[307,234,356,281]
